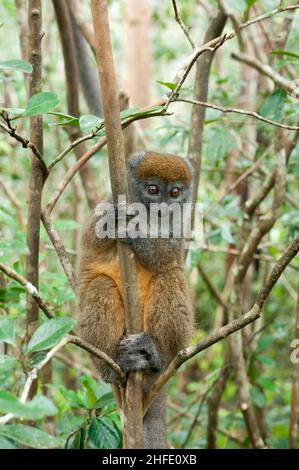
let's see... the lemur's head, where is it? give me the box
[127,151,193,210]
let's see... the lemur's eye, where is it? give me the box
[148,184,158,195]
[170,187,180,198]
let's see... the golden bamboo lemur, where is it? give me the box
[78,151,194,448]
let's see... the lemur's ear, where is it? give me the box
[127,151,146,171]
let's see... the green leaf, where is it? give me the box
[79,114,103,134]
[47,111,78,127]
[23,92,60,117]
[26,352,47,368]
[88,417,120,449]
[270,50,299,61]
[220,223,235,244]
[0,392,57,420]
[259,89,287,121]
[0,355,17,374]
[94,392,115,410]
[256,335,274,353]
[0,436,16,449]
[0,318,15,346]
[245,0,258,8]
[0,106,25,115]
[257,355,276,367]
[157,80,176,90]
[26,317,75,353]
[120,105,164,121]
[119,107,140,119]
[68,426,86,449]
[257,377,277,393]
[250,385,266,408]
[0,59,32,74]
[81,376,97,409]
[0,424,59,449]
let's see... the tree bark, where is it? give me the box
[124,0,151,128]
[91,0,143,449]
[52,0,99,209]
[26,0,44,398]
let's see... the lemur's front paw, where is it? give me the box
[116,332,164,374]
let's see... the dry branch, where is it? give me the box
[144,231,299,414]
[26,1,43,372]
[91,0,143,448]
[0,262,54,319]
[178,98,299,131]
[186,11,227,206]
[232,51,299,98]
[53,0,99,209]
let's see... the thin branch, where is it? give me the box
[144,231,299,414]
[66,0,95,53]
[0,262,54,319]
[0,336,69,425]
[41,209,77,293]
[164,4,299,110]
[197,263,229,312]
[186,10,227,213]
[47,131,97,171]
[171,0,195,49]
[177,98,299,131]
[67,335,125,382]
[0,177,24,228]
[256,232,299,309]
[231,51,299,98]
[45,137,106,215]
[144,305,261,415]
[0,331,124,426]
[0,118,48,177]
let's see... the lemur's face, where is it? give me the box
[127,151,193,211]
[137,178,190,209]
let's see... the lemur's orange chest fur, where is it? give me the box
[83,257,153,328]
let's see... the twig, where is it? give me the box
[164,4,299,110]
[53,0,99,209]
[212,147,270,209]
[171,0,195,49]
[231,51,299,98]
[177,98,299,131]
[186,10,227,212]
[0,119,48,177]
[0,263,54,319]
[0,177,24,228]
[197,263,229,311]
[47,132,96,171]
[0,336,70,425]
[41,209,77,293]
[144,231,299,414]
[67,335,125,382]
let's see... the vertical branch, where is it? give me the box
[91,0,143,449]
[187,11,227,205]
[26,0,43,396]
[15,0,28,62]
[124,0,151,128]
[52,0,99,209]
[289,289,299,448]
